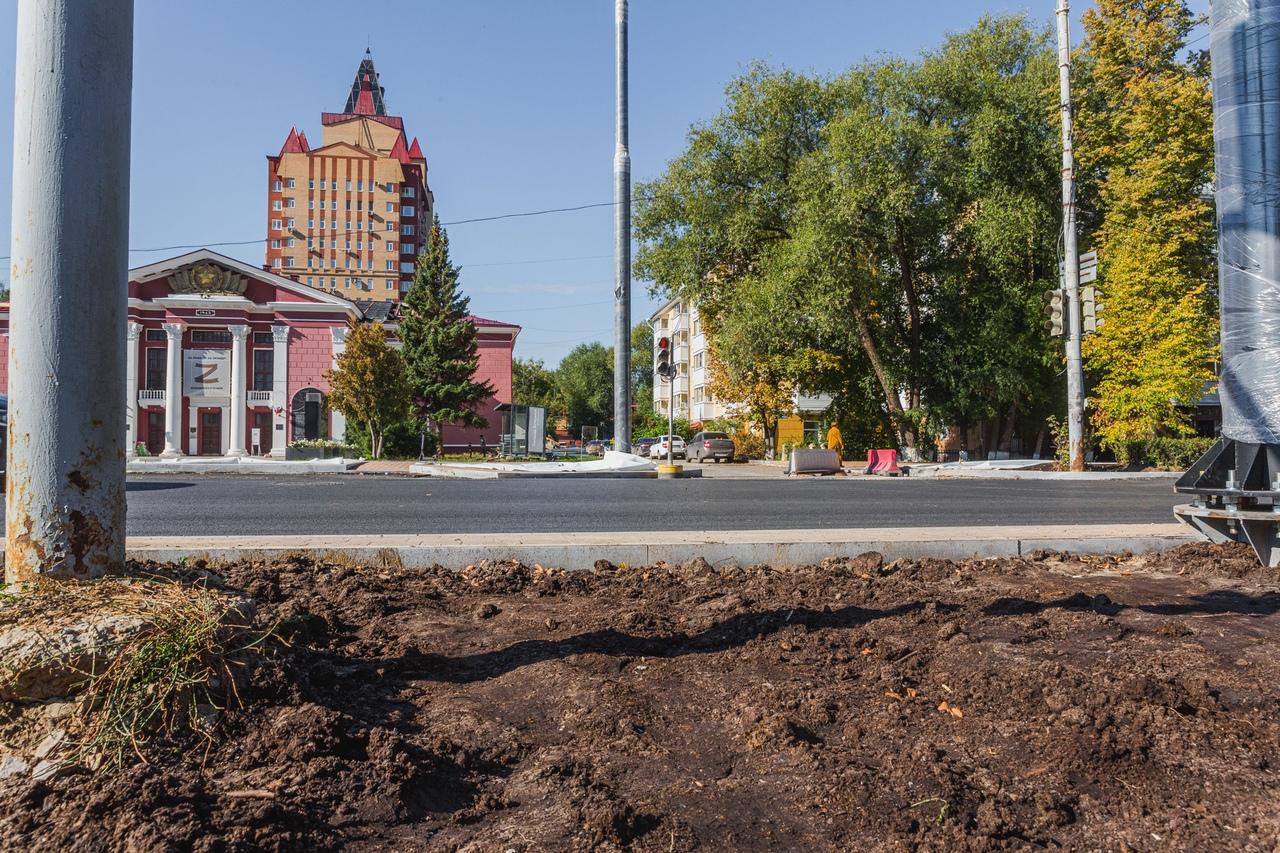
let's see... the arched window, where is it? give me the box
[290,388,327,441]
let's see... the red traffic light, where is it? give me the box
[658,336,670,350]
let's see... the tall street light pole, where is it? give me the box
[6,0,134,581]
[1055,0,1087,471]
[612,0,632,453]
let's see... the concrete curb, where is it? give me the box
[125,524,1198,570]
[128,459,362,475]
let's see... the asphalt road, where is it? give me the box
[78,475,1191,536]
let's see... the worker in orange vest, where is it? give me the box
[826,423,844,457]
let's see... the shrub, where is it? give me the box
[731,428,765,460]
[344,419,438,459]
[1143,436,1215,470]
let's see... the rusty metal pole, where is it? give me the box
[6,0,134,582]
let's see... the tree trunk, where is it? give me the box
[896,221,922,412]
[999,403,1018,454]
[851,306,915,450]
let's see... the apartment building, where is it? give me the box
[647,298,835,437]
[265,50,433,302]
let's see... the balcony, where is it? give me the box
[248,390,273,403]
[137,389,166,405]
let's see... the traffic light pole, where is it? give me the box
[1056,0,1087,471]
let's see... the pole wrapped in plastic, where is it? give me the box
[1212,0,1280,445]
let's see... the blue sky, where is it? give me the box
[0,1,1207,365]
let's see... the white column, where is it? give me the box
[329,325,348,442]
[126,322,141,458]
[271,324,289,458]
[188,403,199,456]
[160,322,185,457]
[226,324,249,456]
[6,0,134,582]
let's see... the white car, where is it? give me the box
[649,435,686,460]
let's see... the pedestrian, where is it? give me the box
[826,423,843,456]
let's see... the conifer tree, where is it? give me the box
[1075,0,1218,450]
[399,216,494,444]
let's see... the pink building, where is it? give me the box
[0,249,518,457]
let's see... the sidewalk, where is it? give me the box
[126,523,1196,570]
[128,456,361,475]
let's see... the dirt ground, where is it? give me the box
[2,542,1278,851]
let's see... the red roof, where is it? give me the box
[468,314,520,330]
[278,127,309,156]
[407,137,424,161]
[389,134,410,165]
[320,112,404,131]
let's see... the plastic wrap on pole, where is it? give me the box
[1211,0,1280,446]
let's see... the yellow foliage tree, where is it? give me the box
[325,321,410,459]
[1075,0,1218,449]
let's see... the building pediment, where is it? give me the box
[169,261,248,296]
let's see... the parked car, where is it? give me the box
[584,440,606,456]
[688,431,735,463]
[0,394,6,485]
[632,436,658,456]
[649,435,686,460]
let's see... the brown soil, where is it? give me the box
[2,542,1279,851]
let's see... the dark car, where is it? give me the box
[688,431,735,463]
[632,436,658,456]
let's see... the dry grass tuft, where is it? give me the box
[0,573,273,769]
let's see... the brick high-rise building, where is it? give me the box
[266,50,433,302]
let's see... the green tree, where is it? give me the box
[555,342,613,438]
[399,217,495,443]
[325,321,410,459]
[513,357,563,420]
[631,322,655,411]
[1075,0,1217,448]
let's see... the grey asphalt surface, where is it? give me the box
[94,475,1187,536]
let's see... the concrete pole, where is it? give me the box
[1055,0,1086,471]
[6,0,134,582]
[612,0,632,452]
[226,325,249,457]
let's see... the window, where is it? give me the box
[401,205,415,217]
[356,240,363,250]
[356,180,363,191]
[145,348,166,390]
[319,179,327,190]
[367,220,375,231]
[344,239,351,249]
[345,200,351,211]
[344,279,351,289]
[386,259,396,270]
[386,182,396,192]
[386,202,395,212]
[693,351,704,369]
[308,179,315,189]
[401,243,414,254]
[271,219,282,230]
[330,258,337,269]
[191,330,232,343]
[272,200,282,210]
[286,198,295,208]
[345,181,352,191]
[309,219,317,229]
[400,224,415,236]
[252,349,273,391]
[271,180,282,192]
[287,178,296,189]
[356,200,363,211]
[345,258,352,269]
[400,262,415,273]
[287,218,295,228]
[306,257,314,268]
[331,219,337,229]
[306,277,314,286]
[402,185,415,198]
[271,257,282,267]
[306,238,314,248]
[308,200,314,209]
[803,420,823,446]
[386,241,397,252]
[270,239,281,249]
[287,238,295,247]
[329,238,337,248]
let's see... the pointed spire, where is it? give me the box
[297,130,311,151]
[279,127,308,155]
[344,50,386,116]
[389,134,410,165]
[407,137,424,161]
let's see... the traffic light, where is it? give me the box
[1081,286,1104,335]
[656,336,671,378]
[1043,288,1066,337]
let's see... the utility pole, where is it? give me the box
[612,0,632,453]
[1055,0,1086,471]
[6,0,134,582]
